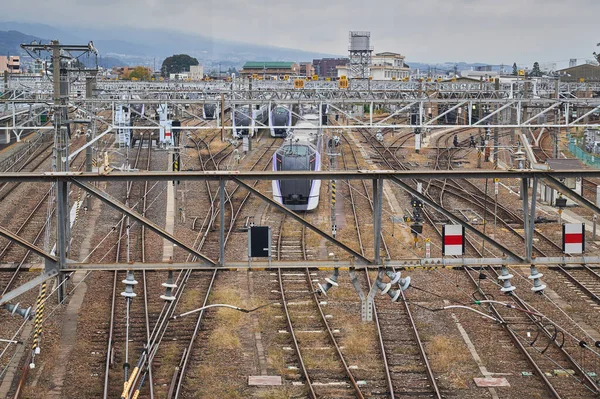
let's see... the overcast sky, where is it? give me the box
[4,0,600,66]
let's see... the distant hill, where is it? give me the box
[0,30,44,56]
[0,21,341,69]
[0,29,125,68]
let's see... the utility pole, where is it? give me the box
[21,40,98,303]
[221,93,225,142]
[85,72,97,211]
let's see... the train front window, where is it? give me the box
[283,145,310,157]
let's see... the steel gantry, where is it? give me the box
[1,169,600,306]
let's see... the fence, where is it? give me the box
[569,140,600,168]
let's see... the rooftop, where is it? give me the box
[242,62,295,69]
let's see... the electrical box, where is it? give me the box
[248,226,271,258]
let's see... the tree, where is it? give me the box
[531,62,541,77]
[128,66,151,81]
[512,62,518,76]
[161,54,199,77]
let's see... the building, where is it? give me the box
[299,62,315,77]
[369,52,410,80]
[0,56,21,74]
[169,72,190,80]
[240,62,299,79]
[459,70,499,80]
[337,52,410,80]
[189,65,204,81]
[313,58,348,78]
[556,64,600,82]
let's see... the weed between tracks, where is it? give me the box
[254,386,304,399]
[340,323,373,357]
[207,287,244,350]
[188,365,243,399]
[428,335,470,389]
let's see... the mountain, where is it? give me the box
[0,30,44,56]
[0,21,340,69]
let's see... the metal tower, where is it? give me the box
[348,31,373,79]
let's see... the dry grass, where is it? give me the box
[179,288,202,313]
[189,364,243,399]
[428,335,470,389]
[302,351,340,370]
[209,287,245,324]
[155,341,180,381]
[208,325,242,350]
[340,323,372,357]
[254,386,305,399]
[267,347,288,376]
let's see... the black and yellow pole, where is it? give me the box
[31,281,47,357]
[331,179,337,238]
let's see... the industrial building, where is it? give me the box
[0,56,21,74]
[313,58,349,78]
[240,61,299,79]
[557,64,600,82]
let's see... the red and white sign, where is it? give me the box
[563,223,585,254]
[442,224,464,256]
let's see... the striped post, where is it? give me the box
[31,281,47,354]
[75,190,82,221]
[331,179,337,238]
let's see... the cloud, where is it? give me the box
[3,0,599,65]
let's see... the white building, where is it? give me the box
[190,65,204,81]
[370,52,410,80]
[169,72,190,80]
[337,52,410,80]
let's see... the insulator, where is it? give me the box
[160,270,177,301]
[498,266,516,294]
[376,280,392,295]
[3,303,32,319]
[385,270,401,284]
[121,270,138,298]
[528,265,546,293]
[317,268,339,296]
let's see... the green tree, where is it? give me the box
[512,62,518,76]
[161,54,199,77]
[531,62,541,77]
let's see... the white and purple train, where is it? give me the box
[269,105,292,137]
[272,114,321,211]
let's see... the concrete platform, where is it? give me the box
[248,376,282,386]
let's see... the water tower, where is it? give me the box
[348,31,373,79]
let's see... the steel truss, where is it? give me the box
[0,169,599,306]
[3,98,600,131]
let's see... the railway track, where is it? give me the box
[115,131,277,398]
[429,130,600,398]
[350,121,600,397]
[340,127,442,399]
[274,212,365,398]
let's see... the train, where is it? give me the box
[203,103,217,120]
[272,113,322,211]
[269,105,292,137]
[232,104,270,138]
